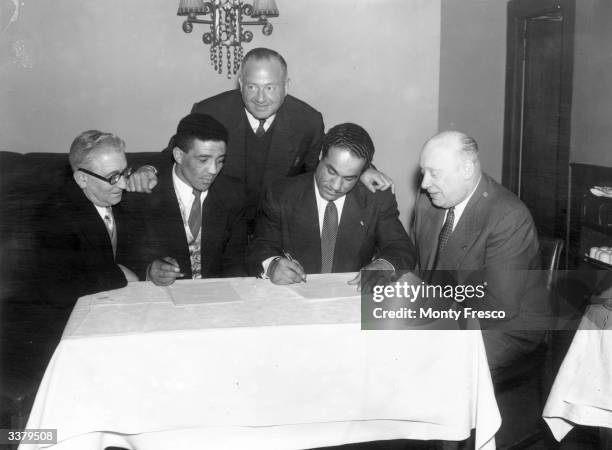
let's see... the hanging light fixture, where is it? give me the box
[177,0,279,78]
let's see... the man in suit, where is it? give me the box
[411,130,552,378]
[126,113,247,285]
[248,123,415,288]
[5,131,139,397]
[129,48,394,232]
[36,130,139,309]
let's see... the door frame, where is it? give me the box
[502,0,574,203]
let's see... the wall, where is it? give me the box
[0,0,441,224]
[570,0,612,167]
[438,0,507,181]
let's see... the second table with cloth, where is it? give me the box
[22,273,500,450]
[543,302,612,443]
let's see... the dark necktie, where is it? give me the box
[321,201,338,273]
[188,189,202,239]
[432,207,455,270]
[255,119,266,137]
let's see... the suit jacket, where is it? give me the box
[248,172,416,275]
[412,172,552,330]
[191,90,324,188]
[35,178,129,309]
[123,156,247,279]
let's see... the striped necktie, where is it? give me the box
[255,119,266,137]
[188,189,202,239]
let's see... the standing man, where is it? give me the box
[248,123,415,287]
[36,130,139,309]
[412,131,552,378]
[192,48,393,232]
[125,113,247,286]
[126,48,393,232]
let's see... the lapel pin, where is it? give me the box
[360,220,365,226]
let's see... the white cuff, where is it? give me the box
[261,256,281,279]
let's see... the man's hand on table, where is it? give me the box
[268,257,307,285]
[118,264,139,282]
[348,259,395,292]
[126,166,158,193]
[148,257,184,286]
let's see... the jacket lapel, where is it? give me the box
[157,167,192,275]
[200,185,222,275]
[334,188,368,272]
[438,177,489,270]
[290,178,321,273]
[67,181,115,260]
[264,106,298,182]
[226,96,248,181]
[418,197,445,271]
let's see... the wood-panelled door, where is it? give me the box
[502,0,574,241]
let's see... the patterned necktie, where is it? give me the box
[255,119,266,137]
[321,201,338,273]
[433,207,455,270]
[103,207,117,257]
[103,207,114,235]
[188,189,202,239]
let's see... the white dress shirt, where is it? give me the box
[172,164,208,242]
[94,205,113,225]
[245,109,276,134]
[313,177,346,236]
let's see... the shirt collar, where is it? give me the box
[172,164,208,208]
[94,205,111,221]
[244,108,276,133]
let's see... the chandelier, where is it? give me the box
[178,0,279,78]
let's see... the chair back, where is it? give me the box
[539,236,563,291]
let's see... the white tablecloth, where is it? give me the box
[543,304,612,440]
[22,275,500,449]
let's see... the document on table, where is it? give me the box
[166,279,244,305]
[287,272,361,300]
[91,282,171,305]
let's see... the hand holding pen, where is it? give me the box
[268,252,307,285]
[148,256,185,286]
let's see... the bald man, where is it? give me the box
[411,131,552,379]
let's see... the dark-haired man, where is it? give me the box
[131,48,394,234]
[192,48,395,233]
[248,123,415,287]
[125,113,247,285]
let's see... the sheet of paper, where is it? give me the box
[90,282,172,305]
[166,279,244,305]
[287,273,361,300]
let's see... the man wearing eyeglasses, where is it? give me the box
[35,130,139,310]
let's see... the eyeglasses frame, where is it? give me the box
[77,167,134,185]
